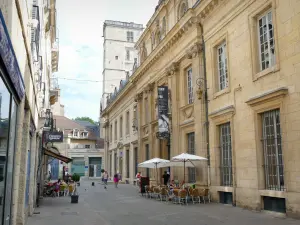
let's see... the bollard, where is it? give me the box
[92,182,95,186]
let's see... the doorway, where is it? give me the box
[89,157,102,178]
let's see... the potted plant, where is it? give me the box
[72,173,80,186]
[71,173,80,204]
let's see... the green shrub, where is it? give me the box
[72,173,80,182]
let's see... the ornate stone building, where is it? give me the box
[102,0,300,218]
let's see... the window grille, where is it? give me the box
[220,123,233,186]
[258,11,275,71]
[126,150,130,178]
[134,147,138,175]
[126,50,130,60]
[120,117,123,138]
[217,42,228,90]
[262,109,284,191]
[126,111,130,135]
[187,133,195,183]
[187,68,194,104]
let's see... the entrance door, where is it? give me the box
[49,158,59,180]
[89,157,102,178]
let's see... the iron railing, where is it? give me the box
[220,166,233,186]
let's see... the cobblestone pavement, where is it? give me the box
[28,180,299,225]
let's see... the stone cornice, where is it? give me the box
[245,87,288,107]
[195,0,226,21]
[132,12,199,84]
[136,0,171,48]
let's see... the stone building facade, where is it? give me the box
[102,0,300,218]
[0,0,60,224]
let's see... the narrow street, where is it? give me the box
[28,180,298,225]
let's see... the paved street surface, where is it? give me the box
[28,180,298,225]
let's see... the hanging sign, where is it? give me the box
[157,86,169,139]
[44,131,64,143]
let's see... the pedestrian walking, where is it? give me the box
[113,173,119,188]
[102,171,109,189]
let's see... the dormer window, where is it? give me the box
[73,129,79,137]
[82,132,88,138]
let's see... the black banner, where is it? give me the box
[157,86,169,138]
[44,131,64,143]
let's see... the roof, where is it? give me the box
[75,120,101,137]
[54,116,86,130]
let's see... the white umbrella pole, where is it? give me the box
[184,160,186,183]
[156,163,158,185]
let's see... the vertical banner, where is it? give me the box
[157,86,169,138]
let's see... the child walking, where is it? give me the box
[113,173,119,188]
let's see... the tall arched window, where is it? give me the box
[178,0,188,20]
[162,16,166,36]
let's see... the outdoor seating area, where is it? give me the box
[141,184,210,205]
[137,153,210,206]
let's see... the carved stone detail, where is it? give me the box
[134,92,143,102]
[186,41,203,59]
[165,62,179,76]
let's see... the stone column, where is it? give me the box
[16,108,30,225]
[28,131,37,216]
[166,62,179,180]
[134,92,143,167]
[11,99,25,225]
[187,41,208,186]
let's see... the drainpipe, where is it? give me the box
[198,23,211,188]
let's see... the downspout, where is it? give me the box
[198,23,211,187]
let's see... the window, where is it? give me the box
[126,50,130,60]
[145,98,149,124]
[187,133,195,183]
[219,123,233,186]
[127,31,134,42]
[126,150,130,178]
[85,145,91,149]
[262,109,284,191]
[145,144,150,177]
[114,121,117,141]
[120,116,123,138]
[133,105,138,131]
[82,132,88,138]
[258,11,275,71]
[162,17,166,35]
[179,2,188,19]
[187,68,194,104]
[73,129,79,137]
[217,42,228,91]
[110,124,112,142]
[134,147,138,175]
[126,111,130,135]
[114,152,117,174]
[115,56,118,60]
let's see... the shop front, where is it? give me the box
[0,10,25,225]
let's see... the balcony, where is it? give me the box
[49,76,59,105]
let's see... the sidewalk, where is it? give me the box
[27,195,108,225]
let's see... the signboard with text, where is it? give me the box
[157,86,169,139]
[44,131,64,143]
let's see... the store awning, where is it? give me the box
[43,147,72,163]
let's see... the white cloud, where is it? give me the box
[56,0,158,121]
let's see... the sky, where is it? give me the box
[55,0,158,121]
